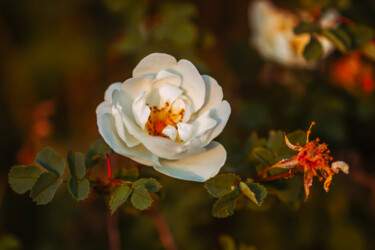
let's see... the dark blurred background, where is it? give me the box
[1,0,375,249]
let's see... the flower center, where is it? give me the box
[145,102,185,137]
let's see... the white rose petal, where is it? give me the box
[156,142,227,182]
[177,122,194,142]
[162,125,178,141]
[132,92,151,130]
[98,113,158,166]
[96,53,231,182]
[133,53,177,78]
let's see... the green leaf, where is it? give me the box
[252,147,274,166]
[35,147,66,176]
[67,151,86,179]
[332,26,353,49]
[109,184,132,214]
[303,36,323,62]
[30,172,62,205]
[131,184,153,210]
[212,189,241,218]
[133,178,162,193]
[294,22,321,35]
[363,42,375,61]
[286,130,306,145]
[85,137,112,167]
[351,25,374,48]
[245,132,267,152]
[321,26,354,53]
[266,130,284,155]
[8,165,43,194]
[204,174,240,198]
[240,181,267,206]
[68,177,90,201]
[218,235,236,250]
[321,28,347,53]
[271,175,304,203]
[114,167,139,182]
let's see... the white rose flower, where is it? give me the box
[249,1,338,68]
[96,53,231,182]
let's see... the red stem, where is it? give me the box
[107,154,112,180]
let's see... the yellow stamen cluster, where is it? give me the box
[145,102,185,138]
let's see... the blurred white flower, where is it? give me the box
[96,53,231,182]
[249,1,338,68]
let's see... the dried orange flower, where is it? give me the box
[259,122,349,200]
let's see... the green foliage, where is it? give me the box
[68,178,90,201]
[133,178,162,193]
[30,172,63,205]
[243,129,308,207]
[109,177,162,213]
[295,19,375,57]
[239,180,267,206]
[362,42,375,61]
[303,36,323,62]
[206,174,268,217]
[271,175,304,204]
[35,147,66,176]
[130,178,161,210]
[131,184,153,210]
[285,130,307,146]
[8,147,93,204]
[204,174,241,198]
[114,167,140,182]
[212,189,241,218]
[251,147,274,166]
[67,151,90,201]
[67,151,86,179]
[266,130,284,155]
[294,22,321,35]
[218,235,236,250]
[351,25,374,48]
[85,137,112,167]
[249,130,305,176]
[9,148,66,204]
[245,132,267,152]
[321,28,347,53]
[8,165,42,194]
[109,185,132,214]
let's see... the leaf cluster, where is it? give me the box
[109,170,162,214]
[294,21,375,62]
[8,138,112,205]
[204,174,267,218]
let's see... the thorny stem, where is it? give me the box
[148,204,177,250]
[107,211,121,250]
